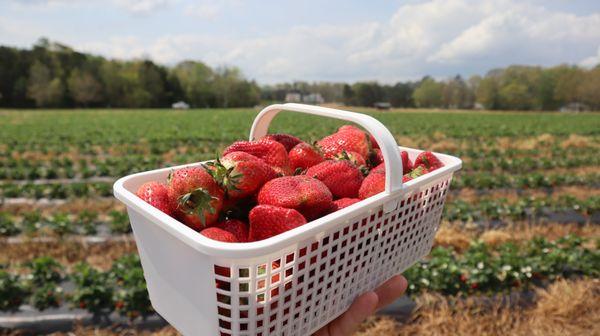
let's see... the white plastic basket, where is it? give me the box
[113,103,462,336]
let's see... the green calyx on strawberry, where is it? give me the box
[167,166,224,230]
[205,151,276,200]
[402,165,428,182]
[335,150,369,175]
[414,151,443,171]
[177,187,219,225]
[203,157,243,195]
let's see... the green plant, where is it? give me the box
[69,263,115,316]
[109,210,131,234]
[110,254,152,319]
[0,212,20,236]
[30,283,62,310]
[0,269,27,312]
[47,213,75,236]
[77,210,99,235]
[25,256,63,285]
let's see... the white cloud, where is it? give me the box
[7,0,600,82]
[112,0,173,14]
[580,46,600,67]
[183,2,219,20]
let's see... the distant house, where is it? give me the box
[302,93,324,105]
[285,92,324,105]
[285,93,302,103]
[374,102,391,110]
[172,101,190,109]
[560,102,589,112]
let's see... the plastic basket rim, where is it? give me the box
[113,146,461,259]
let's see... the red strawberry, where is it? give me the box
[401,151,414,174]
[306,160,364,199]
[200,227,238,243]
[369,148,384,167]
[261,134,302,152]
[223,139,291,175]
[168,167,224,230]
[402,166,428,182]
[217,219,249,242]
[289,142,324,172]
[331,198,361,212]
[359,163,429,199]
[339,125,379,150]
[414,151,443,171]
[257,176,333,220]
[136,182,173,215]
[249,205,307,241]
[317,126,370,159]
[205,151,276,199]
[335,150,366,167]
[369,150,412,174]
[358,166,385,200]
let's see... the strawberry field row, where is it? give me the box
[3,172,597,201]
[0,235,597,316]
[443,195,600,223]
[0,182,113,199]
[405,234,598,295]
[1,151,599,181]
[3,110,600,148]
[452,172,600,189]
[1,140,598,165]
[0,210,131,237]
[2,195,598,238]
[0,254,150,319]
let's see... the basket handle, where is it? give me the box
[250,103,404,195]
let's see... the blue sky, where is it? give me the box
[1,0,600,83]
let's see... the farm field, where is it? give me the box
[0,108,599,335]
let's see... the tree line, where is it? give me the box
[1,39,599,110]
[264,65,600,111]
[0,38,260,108]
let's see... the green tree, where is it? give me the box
[553,65,584,107]
[579,66,600,110]
[27,61,64,107]
[442,75,474,108]
[351,82,385,107]
[67,69,103,106]
[475,76,499,109]
[171,61,215,107]
[413,77,443,108]
[387,82,414,107]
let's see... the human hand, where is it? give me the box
[314,275,408,336]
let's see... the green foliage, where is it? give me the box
[110,254,153,319]
[69,262,114,315]
[0,39,259,108]
[25,257,63,286]
[109,210,131,234]
[405,235,599,296]
[413,77,444,108]
[0,212,20,236]
[0,270,27,312]
[30,283,62,310]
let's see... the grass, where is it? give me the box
[357,278,600,336]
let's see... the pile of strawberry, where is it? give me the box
[135,125,444,243]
